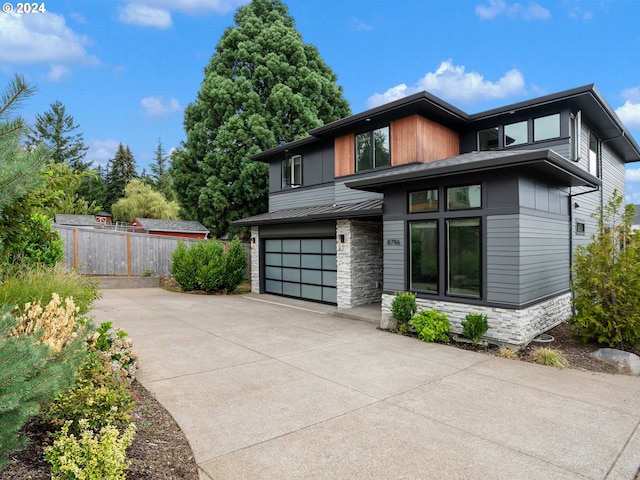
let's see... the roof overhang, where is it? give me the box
[232,199,383,227]
[346,149,601,192]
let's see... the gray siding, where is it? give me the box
[259,220,335,237]
[269,184,335,212]
[486,213,569,305]
[383,220,405,292]
[334,180,383,205]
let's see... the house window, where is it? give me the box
[447,184,481,210]
[447,218,481,298]
[478,127,499,151]
[589,131,598,176]
[282,154,302,188]
[355,126,390,171]
[504,121,528,147]
[410,221,438,293]
[409,189,438,213]
[571,111,582,161]
[534,114,560,142]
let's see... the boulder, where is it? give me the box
[589,348,640,375]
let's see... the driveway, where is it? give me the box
[93,288,640,480]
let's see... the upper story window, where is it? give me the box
[355,126,390,172]
[282,154,302,188]
[534,114,560,142]
[478,113,561,150]
[589,131,599,176]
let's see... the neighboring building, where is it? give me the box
[234,85,640,346]
[54,213,112,228]
[130,218,209,239]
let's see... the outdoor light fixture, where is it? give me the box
[339,234,345,243]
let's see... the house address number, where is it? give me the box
[386,239,401,246]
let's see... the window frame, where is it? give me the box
[409,220,439,294]
[409,188,439,213]
[355,126,390,172]
[281,154,302,188]
[446,217,482,299]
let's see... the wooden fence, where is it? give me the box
[54,225,251,277]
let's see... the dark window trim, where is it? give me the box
[354,125,391,173]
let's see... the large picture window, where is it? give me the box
[410,221,438,293]
[355,126,390,171]
[447,218,481,298]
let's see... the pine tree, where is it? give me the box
[171,0,350,237]
[104,144,138,212]
[25,100,90,172]
[149,139,175,202]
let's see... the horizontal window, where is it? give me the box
[504,121,527,146]
[447,185,481,210]
[409,189,438,213]
[478,127,499,151]
[534,114,560,142]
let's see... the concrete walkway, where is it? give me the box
[93,288,640,480]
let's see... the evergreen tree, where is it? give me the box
[171,0,350,237]
[149,139,175,202]
[25,100,90,172]
[104,144,137,212]
[77,165,106,212]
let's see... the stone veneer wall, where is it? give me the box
[381,292,572,346]
[337,219,383,309]
[250,226,260,294]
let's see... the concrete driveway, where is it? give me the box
[93,288,640,480]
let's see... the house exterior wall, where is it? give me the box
[250,226,260,294]
[269,184,335,212]
[390,115,459,166]
[336,219,383,308]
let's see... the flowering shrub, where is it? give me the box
[44,419,135,480]
[43,351,134,435]
[90,322,138,382]
[12,294,82,352]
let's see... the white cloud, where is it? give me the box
[621,87,640,103]
[616,101,640,130]
[141,96,182,118]
[117,0,249,27]
[88,139,120,167]
[476,0,551,20]
[0,12,98,65]
[366,60,526,108]
[351,18,373,31]
[47,65,71,82]
[625,168,640,183]
[117,3,173,28]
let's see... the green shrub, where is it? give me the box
[45,420,135,480]
[223,239,247,291]
[531,347,569,369]
[0,263,100,315]
[391,292,417,328]
[0,306,88,469]
[571,191,640,350]
[171,240,247,293]
[411,309,451,343]
[90,322,138,382]
[43,350,134,435]
[171,241,197,291]
[3,212,64,266]
[461,312,489,345]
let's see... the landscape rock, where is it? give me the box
[589,348,640,375]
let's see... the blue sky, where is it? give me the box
[1,0,640,200]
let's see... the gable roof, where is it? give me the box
[54,214,97,226]
[346,148,601,192]
[132,218,209,233]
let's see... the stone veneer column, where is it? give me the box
[336,219,383,309]
[250,226,260,294]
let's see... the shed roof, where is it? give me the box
[54,214,97,226]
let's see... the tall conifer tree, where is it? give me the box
[171,0,350,237]
[104,144,137,212]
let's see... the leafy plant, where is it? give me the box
[223,239,247,291]
[142,268,152,277]
[90,322,138,382]
[45,420,135,480]
[391,292,417,329]
[461,312,489,345]
[171,241,197,291]
[411,309,451,343]
[531,347,569,369]
[43,350,135,435]
[571,190,640,350]
[4,212,64,266]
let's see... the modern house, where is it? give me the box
[129,218,210,239]
[234,85,640,346]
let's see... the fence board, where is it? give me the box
[54,225,251,277]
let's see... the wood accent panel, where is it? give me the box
[391,115,459,166]
[334,134,355,177]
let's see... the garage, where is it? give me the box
[263,238,337,304]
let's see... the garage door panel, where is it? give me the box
[263,237,337,305]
